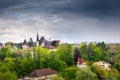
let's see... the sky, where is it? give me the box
[0,0,120,43]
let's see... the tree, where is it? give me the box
[57,44,74,66]
[96,42,109,62]
[74,47,80,64]
[0,65,17,80]
[91,62,108,79]
[80,42,88,61]
[113,54,120,71]
[51,75,65,80]
[28,37,34,47]
[3,57,16,72]
[76,67,98,80]
[34,47,50,68]
[106,68,120,80]
[0,71,17,80]
[0,48,12,60]
[19,58,36,76]
[48,59,67,71]
[61,67,77,80]
[6,42,14,48]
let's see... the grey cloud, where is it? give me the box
[0,0,120,43]
[1,0,120,18]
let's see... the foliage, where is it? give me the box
[19,57,36,76]
[113,54,120,71]
[28,37,34,47]
[76,66,98,80]
[34,47,49,68]
[91,62,108,79]
[0,65,17,80]
[57,44,74,66]
[0,48,12,60]
[0,71,17,80]
[106,68,120,80]
[0,42,120,79]
[61,67,77,80]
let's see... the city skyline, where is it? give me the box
[0,0,120,43]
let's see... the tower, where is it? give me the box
[36,33,39,47]
[22,39,28,49]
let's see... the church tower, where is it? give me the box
[36,33,39,47]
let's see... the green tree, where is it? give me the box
[6,42,14,48]
[0,65,17,80]
[80,42,88,61]
[34,47,50,68]
[28,37,34,47]
[0,48,12,60]
[91,62,108,79]
[76,67,98,80]
[61,67,77,80]
[48,59,67,71]
[51,75,65,80]
[57,44,74,66]
[96,42,109,62]
[113,54,120,71]
[0,71,17,80]
[19,57,36,76]
[3,57,16,72]
[106,68,120,80]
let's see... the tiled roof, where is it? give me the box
[25,68,58,78]
[77,57,86,64]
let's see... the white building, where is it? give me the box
[95,61,111,71]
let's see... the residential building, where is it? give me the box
[77,57,86,68]
[95,61,111,71]
[24,68,58,80]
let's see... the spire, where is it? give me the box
[36,33,39,47]
[36,32,39,41]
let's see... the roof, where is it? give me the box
[23,39,27,45]
[39,36,47,44]
[77,57,86,64]
[36,33,39,41]
[25,68,58,78]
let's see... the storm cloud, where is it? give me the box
[0,0,120,43]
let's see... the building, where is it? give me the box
[77,57,86,68]
[24,68,58,80]
[21,33,60,50]
[95,61,111,71]
[22,39,28,50]
[36,33,39,47]
[35,33,60,49]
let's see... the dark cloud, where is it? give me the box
[0,0,22,10]
[0,0,120,43]
[0,0,120,18]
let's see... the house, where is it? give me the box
[95,61,111,71]
[24,68,58,80]
[77,57,86,68]
[22,39,28,50]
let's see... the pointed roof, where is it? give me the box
[39,36,46,44]
[23,39,27,45]
[77,57,86,64]
[36,33,39,41]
